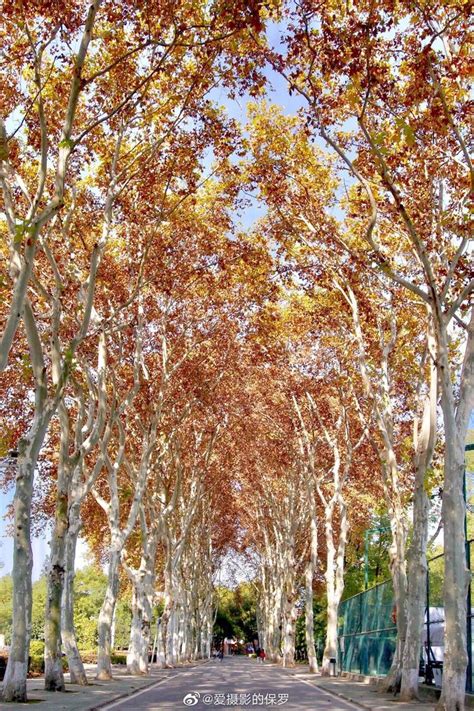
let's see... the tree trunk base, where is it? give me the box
[2,661,28,702]
[399,668,421,702]
[44,662,66,692]
[64,645,88,686]
[435,674,466,711]
[95,670,113,681]
[435,700,464,711]
[399,688,421,702]
[380,668,401,694]
[44,679,66,692]
[127,666,147,676]
[69,669,88,685]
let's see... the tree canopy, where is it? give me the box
[0,2,472,708]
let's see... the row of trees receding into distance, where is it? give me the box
[0,2,472,710]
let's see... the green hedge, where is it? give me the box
[111,651,127,665]
[29,655,44,674]
[78,649,97,664]
[29,640,44,674]
[24,644,126,674]
[78,649,127,665]
[27,641,69,674]
[29,640,44,657]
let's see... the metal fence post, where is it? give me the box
[466,539,472,693]
[426,567,431,685]
[364,531,369,591]
[465,443,473,693]
[462,443,474,693]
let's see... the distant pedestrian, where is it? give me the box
[259,648,266,663]
[256,646,261,662]
[218,647,224,661]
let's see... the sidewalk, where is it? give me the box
[282,665,438,710]
[0,660,209,710]
[2,660,471,710]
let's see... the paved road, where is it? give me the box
[102,657,361,710]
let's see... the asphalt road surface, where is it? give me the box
[101,657,361,710]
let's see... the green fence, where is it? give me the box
[338,579,396,676]
[337,539,474,691]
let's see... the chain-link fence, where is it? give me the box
[337,539,473,691]
[338,579,396,676]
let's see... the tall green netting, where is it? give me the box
[338,539,473,688]
[338,580,397,676]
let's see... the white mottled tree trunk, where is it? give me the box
[160,586,173,668]
[305,514,319,673]
[2,448,35,702]
[400,465,430,700]
[341,284,407,691]
[96,549,120,680]
[155,616,166,668]
[127,585,151,675]
[202,605,212,659]
[436,313,473,711]
[124,506,158,676]
[383,492,408,692]
[322,592,338,676]
[3,414,50,702]
[319,444,349,677]
[321,497,345,677]
[61,515,88,685]
[282,597,298,668]
[44,403,70,692]
[269,579,284,662]
[401,330,437,701]
[59,334,107,687]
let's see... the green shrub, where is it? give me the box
[29,640,44,657]
[78,649,97,664]
[77,649,126,665]
[110,651,127,665]
[27,642,69,674]
[29,640,45,673]
[28,655,44,674]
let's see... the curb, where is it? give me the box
[276,666,367,710]
[317,681,370,710]
[89,659,211,711]
[89,676,168,710]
